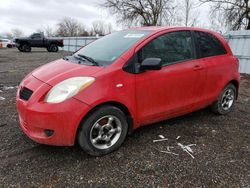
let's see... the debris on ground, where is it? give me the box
[167,146,174,151]
[2,86,16,90]
[177,143,196,159]
[153,135,196,158]
[0,123,7,127]
[158,135,165,139]
[4,86,15,90]
[0,96,5,101]
[153,138,168,143]
[154,146,179,156]
[0,84,16,90]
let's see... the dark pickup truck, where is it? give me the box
[14,33,64,52]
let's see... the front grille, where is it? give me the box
[19,87,33,101]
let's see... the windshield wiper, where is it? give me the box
[75,54,99,66]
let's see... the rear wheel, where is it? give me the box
[210,83,236,115]
[47,44,58,52]
[77,105,128,156]
[22,44,31,52]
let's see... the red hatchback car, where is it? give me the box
[16,27,240,156]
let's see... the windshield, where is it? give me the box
[75,30,151,66]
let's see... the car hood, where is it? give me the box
[32,59,103,86]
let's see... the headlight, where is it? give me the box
[45,77,95,103]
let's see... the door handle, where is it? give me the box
[193,65,203,70]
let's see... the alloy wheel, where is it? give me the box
[90,115,122,150]
[221,88,235,111]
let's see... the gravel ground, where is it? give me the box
[0,48,249,187]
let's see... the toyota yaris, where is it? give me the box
[16,27,240,156]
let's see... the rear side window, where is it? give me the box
[194,31,227,58]
[140,31,194,66]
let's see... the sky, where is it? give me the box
[0,0,211,36]
[0,0,117,35]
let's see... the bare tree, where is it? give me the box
[92,20,105,36]
[57,17,89,36]
[106,23,113,34]
[44,26,54,37]
[56,17,88,37]
[208,12,225,32]
[183,0,199,26]
[200,0,250,30]
[78,24,89,36]
[102,0,174,26]
[91,21,113,36]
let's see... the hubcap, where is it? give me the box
[90,115,122,149]
[221,88,234,111]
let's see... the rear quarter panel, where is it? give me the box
[201,31,240,103]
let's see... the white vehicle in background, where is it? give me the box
[0,39,15,48]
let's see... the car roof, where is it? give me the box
[130,26,219,35]
[128,26,230,54]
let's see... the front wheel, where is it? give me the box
[77,105,128,156]
[210,83,236,115]
[22,44,31,52]
[17,46,24,52]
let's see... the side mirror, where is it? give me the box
[140,58,162,71]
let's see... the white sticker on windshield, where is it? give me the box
[124,34,145,38]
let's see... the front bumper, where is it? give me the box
[16,75,91,146]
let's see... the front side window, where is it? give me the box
[194,31,227,58]
[139,31,194,66]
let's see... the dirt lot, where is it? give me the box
[0,48,249,187]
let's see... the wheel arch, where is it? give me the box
[228,79,239,99]
[74,101,135,145]
[21,41,30,46]
[48,42,57,46]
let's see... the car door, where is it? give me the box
[135,30,206,125]
[30,34,43,47]
[193,31,229,103]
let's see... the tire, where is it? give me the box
[22,44,31,52]
[210,83,236,115]
[17,46,24,52]
[77,105,128,156]
[7,44,12,48]
[47,44,58,52]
